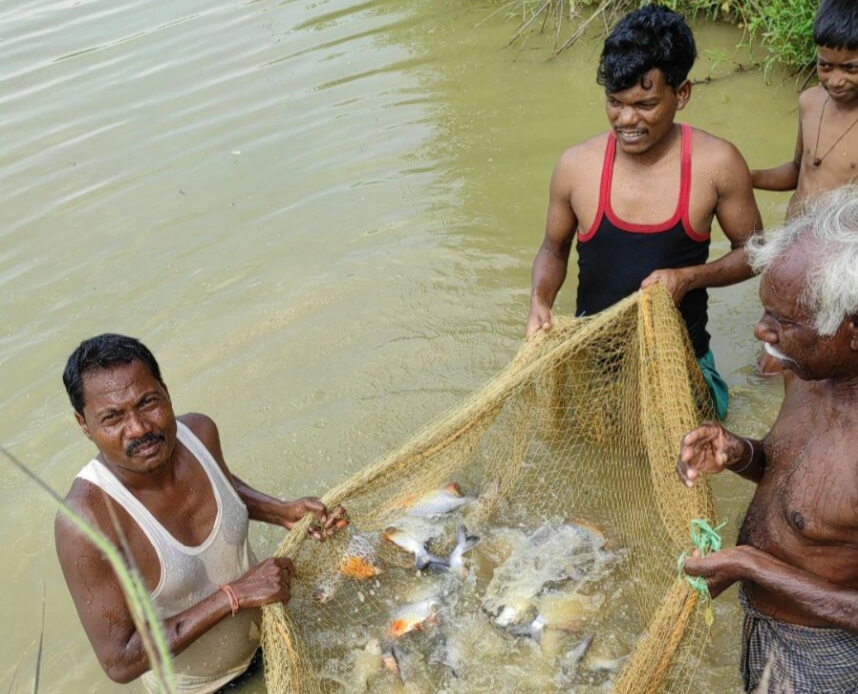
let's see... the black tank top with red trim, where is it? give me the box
[576,124,711,357]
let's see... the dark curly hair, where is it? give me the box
[597,4,697,94]
[814,0,858,51]
[63,334,165,416]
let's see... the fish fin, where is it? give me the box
[564,633,596,668]
[389,620,407,638]
[381,647,401,679]
[444,481,463,496]
[393,493,418,509]
[415,551,450,572]
[530,615,546,642]
[456,522,481,552]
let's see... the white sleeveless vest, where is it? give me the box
[76,421,260,694]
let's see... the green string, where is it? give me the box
[677,518,726,626]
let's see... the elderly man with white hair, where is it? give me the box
[675,185,858,694]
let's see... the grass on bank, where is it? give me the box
[0,445,176,694]
[495,0,817,77]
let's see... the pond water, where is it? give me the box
[0,0,796,691]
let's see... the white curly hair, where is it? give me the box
[746,185,858,336]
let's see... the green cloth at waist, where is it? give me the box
[697,349,728,421]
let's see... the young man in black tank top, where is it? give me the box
[525,4,762,419]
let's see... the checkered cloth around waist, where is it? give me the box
[739,583,858,693]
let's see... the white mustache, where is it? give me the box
[763,343,789,362]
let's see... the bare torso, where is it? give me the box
[739,377,858,626]
[791,85,858,216]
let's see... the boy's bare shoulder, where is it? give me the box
[798,85,827,112]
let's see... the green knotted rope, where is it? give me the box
[677,518,726,626]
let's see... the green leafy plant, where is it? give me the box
[743,0,816,77]
[491,0,818,75]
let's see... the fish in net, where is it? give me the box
[261,285,717,694]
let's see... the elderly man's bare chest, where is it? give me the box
[754,414,858,552]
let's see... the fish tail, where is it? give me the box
[566,633,596,667]
[382,646,401,679]
[508,615,545,641]
[448,523,481,575]
[530,615,546,642]
[456,522,481,552]
[415,550,450,572]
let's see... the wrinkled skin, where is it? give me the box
[678,247,858,634]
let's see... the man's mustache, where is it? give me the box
[126,432,166,456]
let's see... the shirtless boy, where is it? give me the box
[526,4,762,419]
[752,0,858,375]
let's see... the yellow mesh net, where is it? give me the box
[261,285,716,693]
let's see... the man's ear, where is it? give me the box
[75,411,93,440]
[849,315,858,352]
[676,80,692,110]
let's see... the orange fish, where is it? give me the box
[388,597,440,638]
[339,555,382,580]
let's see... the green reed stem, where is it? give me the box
[0,445,176,694]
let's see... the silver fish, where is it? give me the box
[383,516,450,571]
[400,482,473,517]
[481,522,616,636]
[383,518,479,574]
[448,523,480,578]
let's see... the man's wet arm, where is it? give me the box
[725,435,766,484]
[742,549,858,634]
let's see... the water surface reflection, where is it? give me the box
[1,1,792,690]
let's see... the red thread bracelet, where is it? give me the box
[218,584,240,616]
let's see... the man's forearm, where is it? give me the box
[530,245,569,309]
[684,247,753,292]
[751,162,799,192]
[744,549,858,634]
[107,590,234,683]
[233,475,291,526]
[724,434,766,484]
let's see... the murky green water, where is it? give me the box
[1,0,796,691]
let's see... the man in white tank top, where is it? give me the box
[55,334,347,693]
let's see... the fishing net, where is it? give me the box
[261,284,716,694]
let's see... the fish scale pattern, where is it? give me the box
[261,285,716,693]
